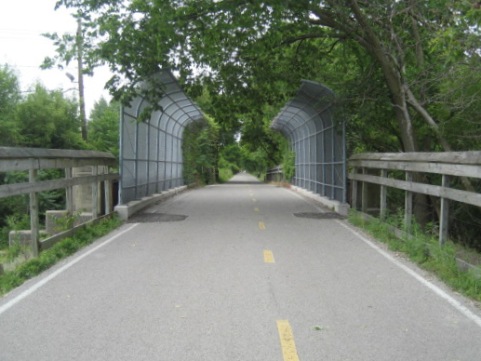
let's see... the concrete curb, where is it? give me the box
[114,186,189,221]
[290,185,350,216]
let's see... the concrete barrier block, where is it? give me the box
[291,186,350,216]
[74,212,93,226]
[46,210,93,235]
[9,230,48,247]
[46,210,69,235]
[115,186,189,220]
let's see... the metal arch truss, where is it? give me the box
[271,80,346,203]
[119,70,204,204]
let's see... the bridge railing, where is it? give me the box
[265,166,285,183]
[348,152,481,246]
[0,147,119,257]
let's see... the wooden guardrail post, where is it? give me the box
[104,166,112,214]
[0,147,119,257]
[348,151,481,277]
[404,171,413,234]
[92,165,99,219]
[439,175,450,246]
[29,167,39,257]
[380,169,387,221]
[65,167,73,214]
[351,166,358,210]
[361,167,368,213]
[360,167,381,215]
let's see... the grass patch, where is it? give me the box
[348,210,481,302]
[0,215,122,297]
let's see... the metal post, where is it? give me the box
[156,119,161,194]
[331,126,335,200]
[321,134,326,196]
[118,106,125,205]
[147,117,151,195]
[29,168,39,257]
[164,124,169,191]
[404,172,413,234]
[134,120,140,200]
[439,175,450,246]
[380,169,387,221]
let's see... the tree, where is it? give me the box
[15,84,87,149]
[41,9,101,141]
[182,117,219,185]
[0,65,23,246]
[88,97,120,159]
[0,64,21,146]
[55,0,481,154]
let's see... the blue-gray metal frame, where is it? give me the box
[271,80,346,203]
[119,70,204,204]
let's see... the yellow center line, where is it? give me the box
[254,207,259,212]
[263,250,275,263]
[258,221,266,230]
[277,320,300,361]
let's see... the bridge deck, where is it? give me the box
[1,173,480,360]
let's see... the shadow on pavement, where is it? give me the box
[224,173,264,185]
[225,180,264,185]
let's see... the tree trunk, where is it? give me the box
[348,1,433,227]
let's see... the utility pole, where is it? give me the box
[76,17,87,141]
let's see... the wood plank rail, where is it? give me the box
[348,151,481,246]
[0,147,119,257]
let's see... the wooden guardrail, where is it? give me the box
[0,147,119,257]
[348,152,481,246]
[265,166,284,183]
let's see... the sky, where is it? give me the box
[0,0,112,116]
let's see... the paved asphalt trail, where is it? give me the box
[1,173,481,360]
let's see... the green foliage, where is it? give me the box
[53,211,82,233]
[0,68,121,257]
[54,0,481,155]
[217,144,242,182]
[0,169,67,249]
[0,171,30,248]
[217,167,234,184]
[88,97,120,159]
[280,139,295,182]
[8,0,481,254]
[0,64,21,146]
[182,118,219,186]
[41,16,99,76]
[37,169,67,214]
[0,196,27,248]
[241,147,269,180]
[349,211,481,302]
[5,214,30,233]
[0,214,31,254]
[15,84,87,149]
[0,215,122,296]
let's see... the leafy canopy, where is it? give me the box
[53,0,481,154]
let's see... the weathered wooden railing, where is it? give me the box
[265,166,284,183]
[0,147,119,257]
[348,152,481,246]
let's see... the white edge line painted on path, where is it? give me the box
[336,220,481,329]
[0,223,139,317]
